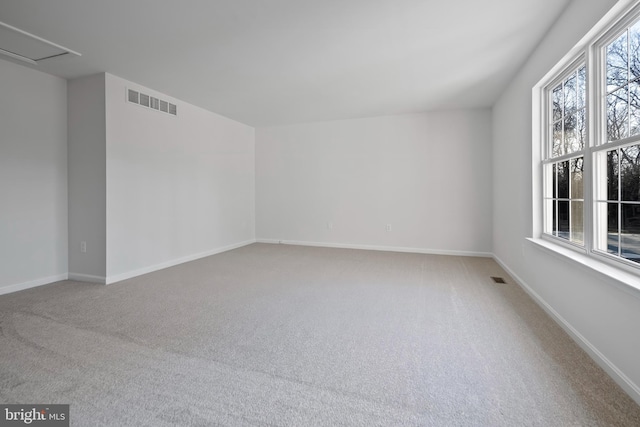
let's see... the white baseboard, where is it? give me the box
[492,254,640,407]
[256,238,492,258]
[68,273,106,284]
[0,273,69,296]
[105,239,256,284]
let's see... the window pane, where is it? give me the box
[552,85,562,121]
[607,30,628,91]
[595,202,617,253]
[564,74,577,113]
[571,201,584,245]
[621,203,640,262]
[564,113,577,153]
[608,203,620,255]
[630,80,640,137]
[558,201,570,240]
[544,163,554,199]
[557,160,569,198]
[571,157,583,199]
[553,121,563,156]
[552,200,558,236]
[544,199,554,235]
[552,163,557,198]
[621,144,640,201]
[607,87,628,141]
[577,108,586,149]
[577,66,586,109]
[608,149,619,200]
[630,21,640,81]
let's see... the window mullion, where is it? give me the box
[553,166,556,237]
[562,81,566,157]
[569,158,573,242]
[585,46,597,256]
[627,29,631,141]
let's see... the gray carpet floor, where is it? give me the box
[1,243,639,426]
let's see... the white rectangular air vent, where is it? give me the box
[128,90,139,103]
[0,21,80,65]
[139,92,150,108]
[127,89,177,117]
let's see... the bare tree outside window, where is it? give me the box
[545,64,586,245]
[606,21,640,142]
[604,144,640,261]
[551,66,586,157]
[599,21,640,262]
[541,6,640,270]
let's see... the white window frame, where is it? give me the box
[534,0,640,278]
[541,57,588,250]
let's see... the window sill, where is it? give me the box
[527,237,640,300]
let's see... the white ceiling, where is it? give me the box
[0,0,571,126]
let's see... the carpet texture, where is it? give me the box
[1,243,639,426]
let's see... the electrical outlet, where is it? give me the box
[80,241,87,253]
[386,224,392,232]
[327,221,334,230]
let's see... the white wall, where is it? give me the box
[68,74,107,281]
[105,74,255,281]
[493,0,640,403]
[0,59,68,294]
[256,110,492,255]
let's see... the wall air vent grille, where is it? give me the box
[127,88,177,117]
[139,93,150,107]
[128,89,139,103]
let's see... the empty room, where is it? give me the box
[2,0,640,425]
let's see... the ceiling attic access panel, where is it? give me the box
[0,21,80,65]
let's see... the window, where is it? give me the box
[543,64,586,245]
[540,2,640,270]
